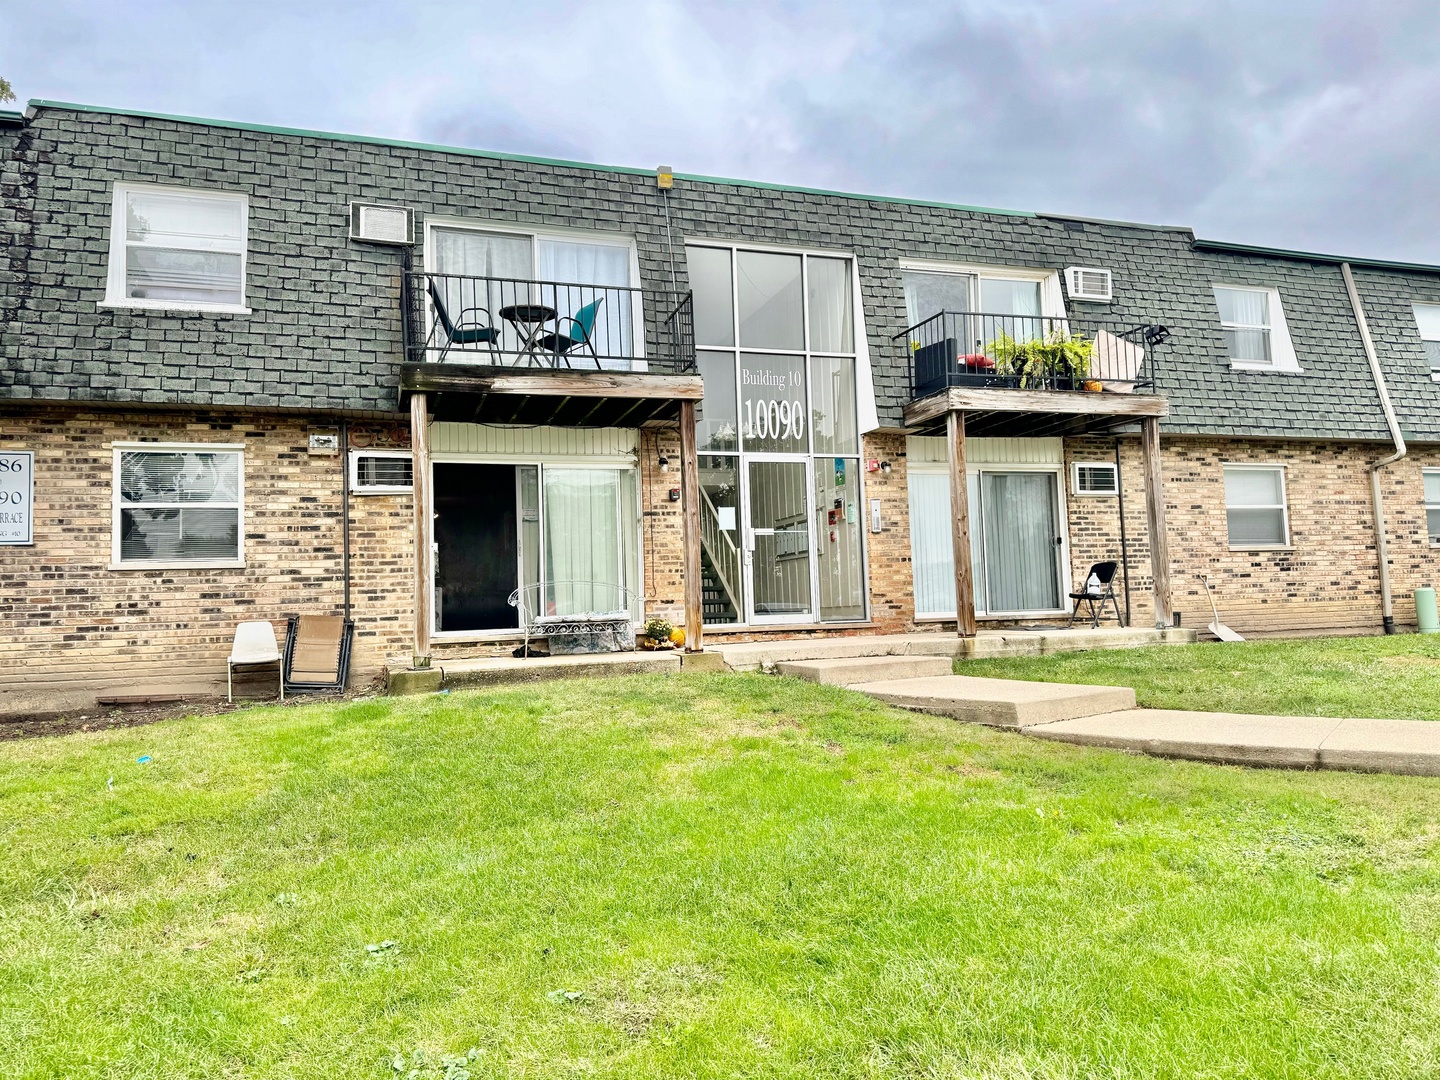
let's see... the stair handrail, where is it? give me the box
[698,485,742,617]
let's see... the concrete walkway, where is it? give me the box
[783,656,1440,777]
[1027,710,1440,776]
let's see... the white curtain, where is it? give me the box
[980,472,1061,612]
[538,239,633,365]
[429,229,533,356]
[543,469,625,616]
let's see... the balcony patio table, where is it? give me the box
[499,302,560,366]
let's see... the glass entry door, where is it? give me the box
[743,456,815,623]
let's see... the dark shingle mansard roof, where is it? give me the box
[4,101,1440,440]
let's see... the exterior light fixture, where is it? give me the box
[880,461,892,475]
[658,454,670,472]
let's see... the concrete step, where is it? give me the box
[850,674,1136,729]
[958,626,1196,659]
[777,654,955,685]
[439,650,682,689]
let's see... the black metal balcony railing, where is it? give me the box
[401,272,696,373]
[897,311,1170,399]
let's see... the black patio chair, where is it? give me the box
[426,278,501,364]
[1068,561,1122,628]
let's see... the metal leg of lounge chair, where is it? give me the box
[279,668,284,703]
[227,662,233,704]
[1068,600,1079,628]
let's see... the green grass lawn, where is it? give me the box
[963,634,1440,721]
[4,674,1440,1078]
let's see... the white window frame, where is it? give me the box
[422,217,646,369]
[1071,461,1119,497]
[1223,463,1290,550]
[111,443,245,570]
[349,450,414,494]
[1411,303,1440,381]
[898,258,1066,323]
[1423,467,1440,546]
[426,452,644,642]
[101,182,250,315]
[683,238,874,628]
[1213,284,1299,372]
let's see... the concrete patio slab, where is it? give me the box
[777,655,955,685]
[850,674,1135,728]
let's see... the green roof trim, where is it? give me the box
[0,108,24,126]
[26,98,1035,219]
[1193,238,1440,277]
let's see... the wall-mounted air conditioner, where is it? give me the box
[349,202,414,245]
[1064,266,1113,302]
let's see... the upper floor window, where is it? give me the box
[424,221,638,367]
[112,445,244,568]
[1223,464,1289,548]
[1412,304,1440,379]
[1213,285,1298,371]
[104,184,248,313]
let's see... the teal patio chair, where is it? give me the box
[538,296,605,368]
[426,278,501,364]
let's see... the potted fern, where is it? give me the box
[988,330,1095,389]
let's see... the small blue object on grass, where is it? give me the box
[136,755,152,764]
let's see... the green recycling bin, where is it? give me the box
[1416,588,1440,634]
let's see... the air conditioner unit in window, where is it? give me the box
[1073,461,1119,496]
[1064,266,1113,302]
[349,202,414,245]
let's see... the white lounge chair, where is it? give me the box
[228,620,283,703]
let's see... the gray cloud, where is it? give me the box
[3,0,1440,260]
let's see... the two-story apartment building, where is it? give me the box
[4,100,1440,713]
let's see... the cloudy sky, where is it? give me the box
[4,0,1439,262]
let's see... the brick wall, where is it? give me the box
[1063,434,1440,637]
[0,404,413,713]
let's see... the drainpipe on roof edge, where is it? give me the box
[1341,262,1406,634]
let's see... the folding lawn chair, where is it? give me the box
[282,615,355,694]
[1068,561,1123,628]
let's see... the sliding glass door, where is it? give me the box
[907,467,1066,618]
[432,461,639,634]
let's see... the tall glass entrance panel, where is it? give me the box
[686,242,866,627]
[744,457,815,623]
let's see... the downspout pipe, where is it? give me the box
[1341,262,1406,633]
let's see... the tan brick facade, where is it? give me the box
[6,401,1439,714]
[0,405,413,713]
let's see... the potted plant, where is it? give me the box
[988,329,1095,388]
[641,618,675,650]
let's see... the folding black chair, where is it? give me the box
[1068,561,1122,628]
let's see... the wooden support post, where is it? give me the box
[410,392,433,668]
[1140,415,1172,629]
[947,409,977,638]
[679,400,704,652]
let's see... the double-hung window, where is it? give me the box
[1413,304,1440,379]
[1424,470,1440,545]
[113,445,244,567]
[104,183,248,312]
[1214,285,1297,370]
[1223,465,1289,548]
